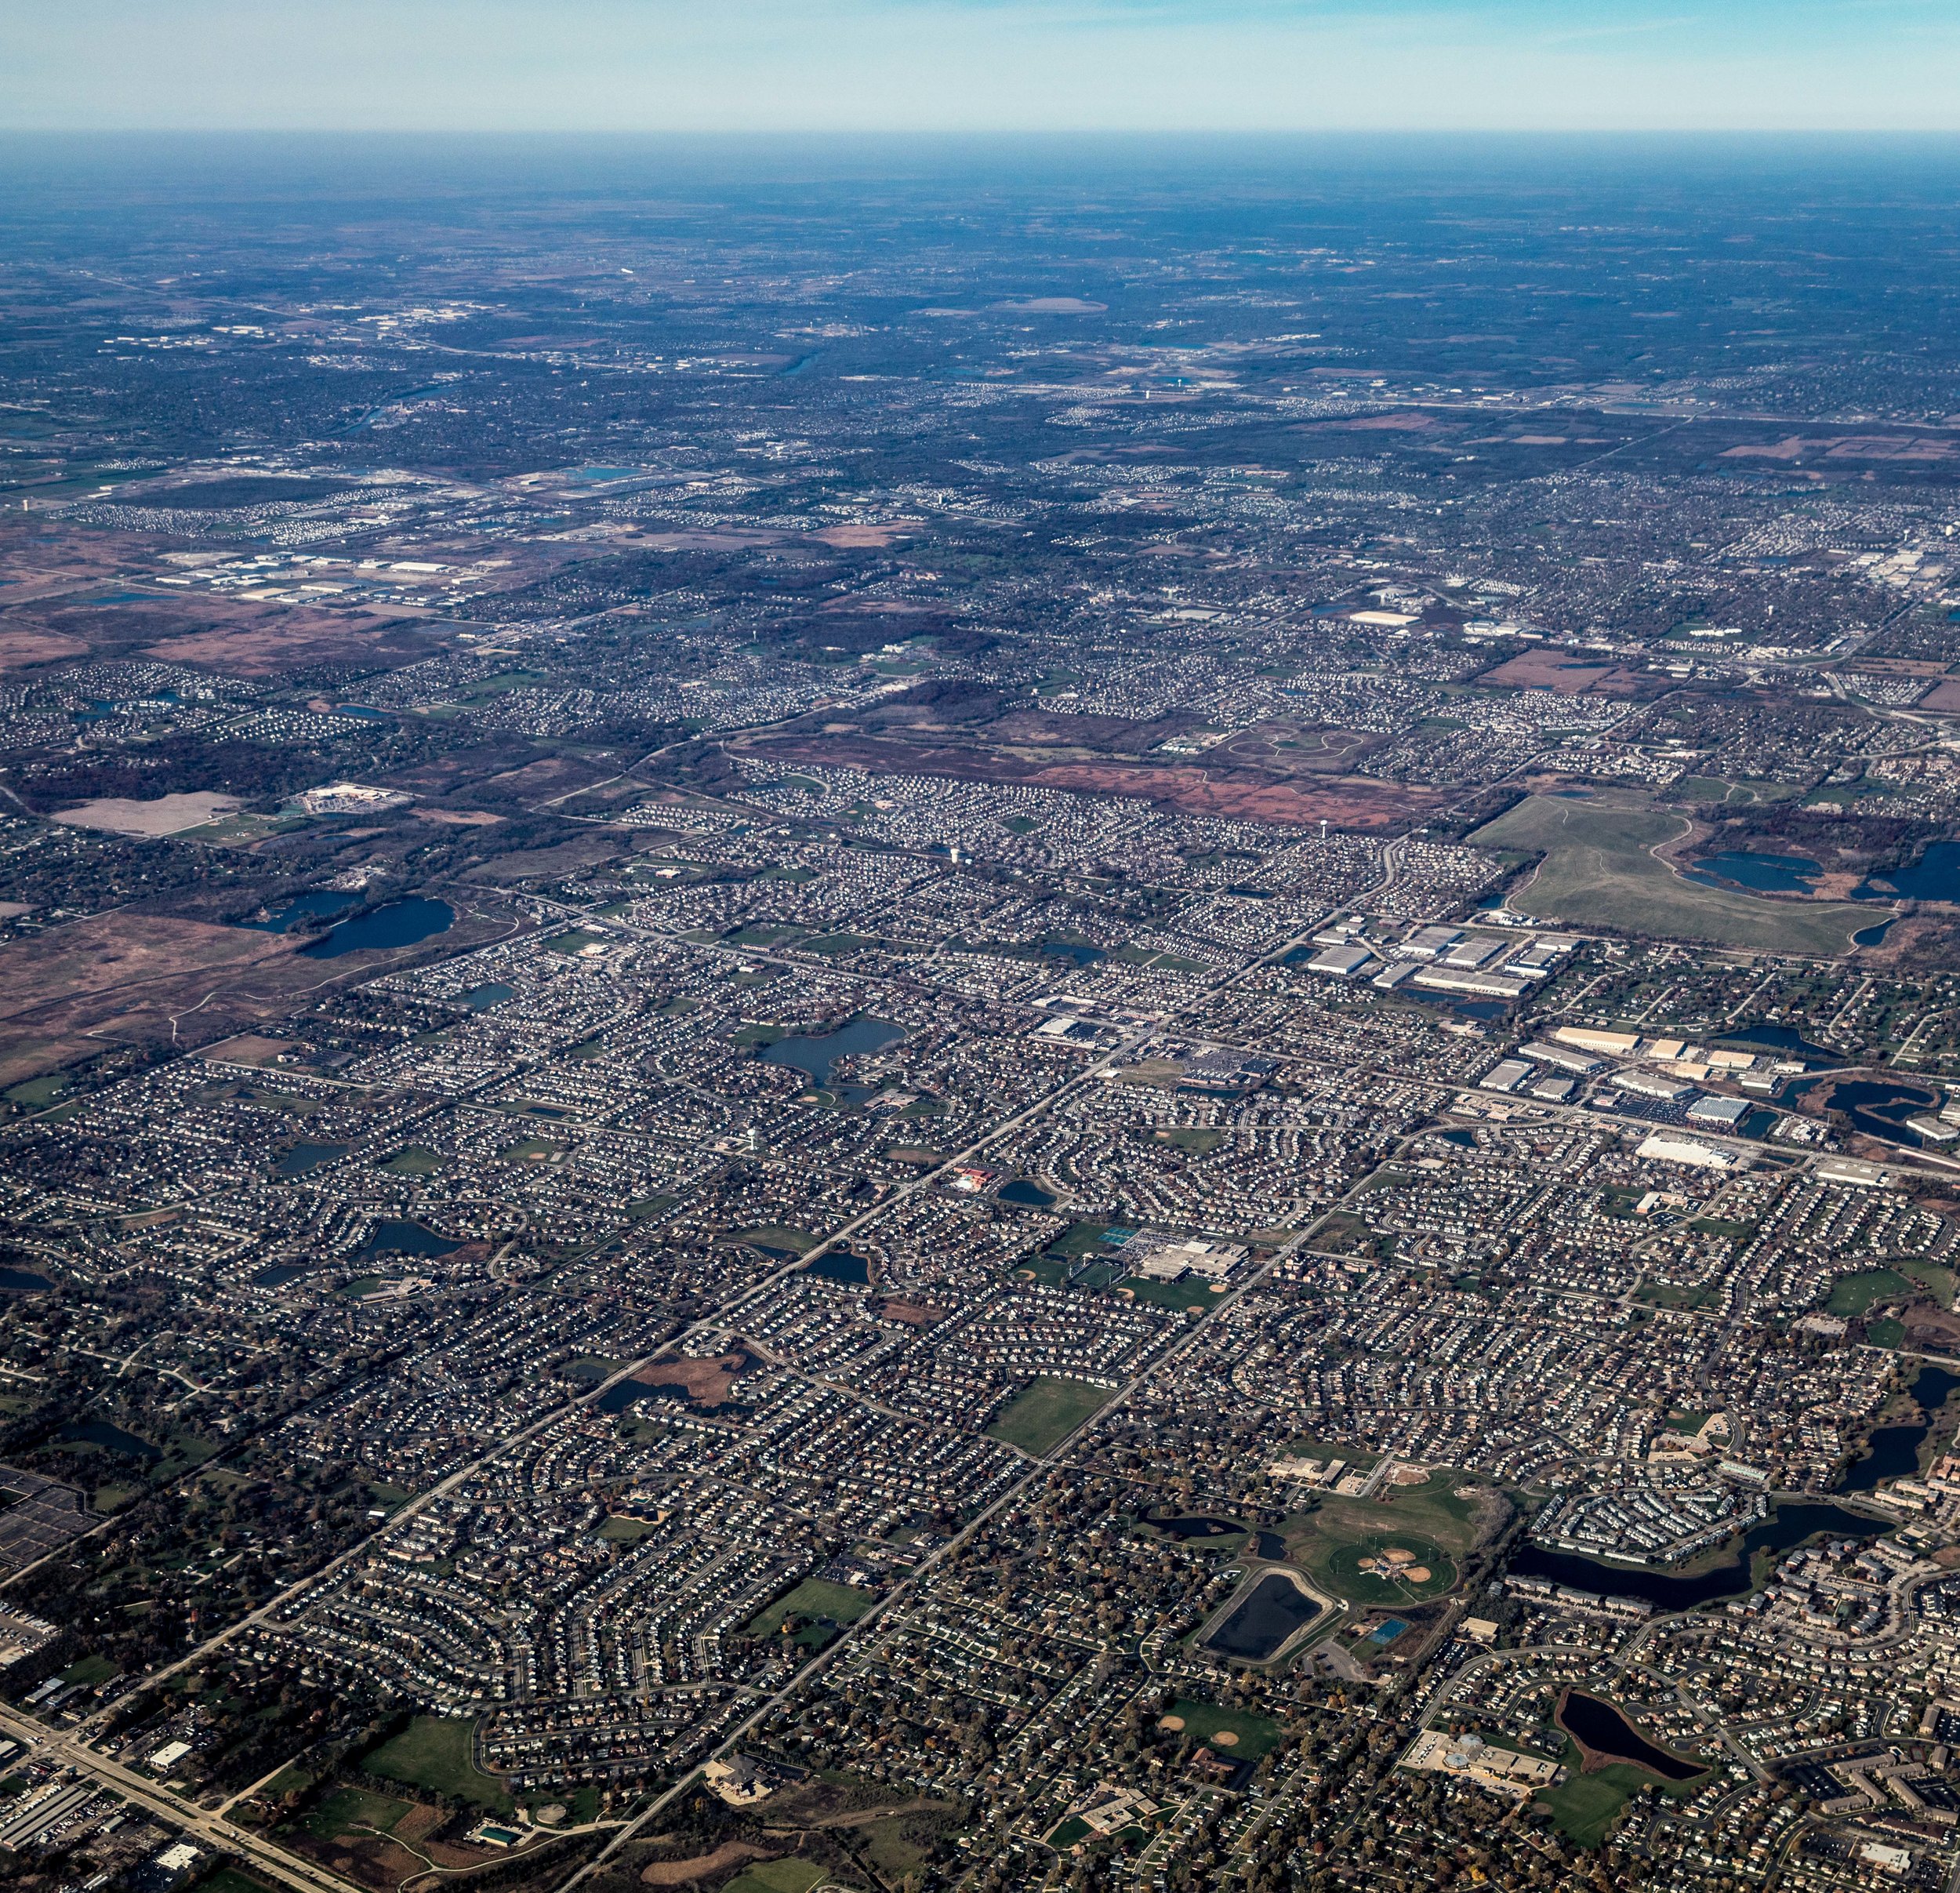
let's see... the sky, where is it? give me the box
[2,0,1957,134]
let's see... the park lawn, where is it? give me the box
[1905,1262,1959,1310]
[1867,1317,1907,1350]
[597,1517,658,1544]
[1827,1267,1912,1317]
[1155,1127,1226,1154]
[746,1578,876,1640]
[542,929,610,955]
[1119,1275,1220,1314]
[303,1785,418,1838]
[1469,792,1869,956]
[1536,1742,1703,1847]
[378,1147,443,1175]
[362,1718,511,1814]
[733,1224,820,1254]
[724,1863,826,1893]
[1315,1531,1456,1606]
[987,1375,1116,1455]
[1636,1282,1721,1311]
[1046,1816,1092,1848]
[1163,1698,1282,1760]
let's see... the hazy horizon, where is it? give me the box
[4,1,1958,136]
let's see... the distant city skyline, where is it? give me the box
[3,0,1958,133]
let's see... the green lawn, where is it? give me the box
[379,1146,443,1175]
[1469,792,1869,955]
[732,1224,820,1254]
[303,1785,418,1838]
[543,929,609,955]
[1155,1127,1226,1154]
[362,1717,510,1813]
[1535,1739,1704,1847]
[1119,1275,1221,1314]
[597,1517,658,1544]
[745,1577,876,1640]
[1827,1268,1911,1317]
[986,1375,1116,1455]
[724,1862,826,1893]
[1316,1531,1457,1605]
[1536,1764,1644,1847]
[1162,1698,1282,1760]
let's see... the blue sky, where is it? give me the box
[2,1,1956,132]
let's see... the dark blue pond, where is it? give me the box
[1828,1077,1940,1146]
[1855,917,1896,948]
[461,982,515,1010]
[0,1267,53,1292]
[1508,1500,1886,1608]
[804,1248,871,1284]
[355,1220,462,1264]
[1037,939,1105,967]
[999,1178,1057,1208]
[274,1141,346,1175]
[1203,1571,1323,1660]
[1715,1023,1835,1063]
[1684,850,1820,894]
[1558,1691,1704,1780]
[333,704,393,721]
[1842,1365,1960,1492]
[238,888,358,934]
[253,1263,310,1288]
[59,1419,161,1460]
[1860,841,1960,905]
[757,1016,904,1085]
[299,899,454,958]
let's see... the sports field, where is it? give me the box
[1470,793,1870,955]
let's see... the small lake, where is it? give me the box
[998,1179,1057,1208]
[1203,1571,1323,1660]
[253,1263,311,1288]
[299,898,454,959]
[757,1016,905,1086]
[461,982,515,1010]
[59,1419,161,1461]
[1037,939,1106,968]
[1828,1077,1939,1146]
[275,1141,346,1176]
[1684,851,1820,894]
[1509,1499,1886,1608]
[1715,1023,1835,1063]
[355,1219,462,1264]
[238,889,358,934]
[333,704,392,721]
[0,1266,53,1293]
[1558,1691,1704,1781]
[1859,841,1960,905]
[1842,1364,1960,1492]
[804,1248,872,1284]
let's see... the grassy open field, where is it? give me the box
[1470,792,1871,955]
[1827,1267,1913,1316]
[1535,1739,1704,1845]
[745,1578,876,1640]
[723,1863,826,1893]
[986,1375,1115,1454]
[362,1717,510,1813]
[1280,1470,1495,1604]
[1160,1698,1283,1759]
